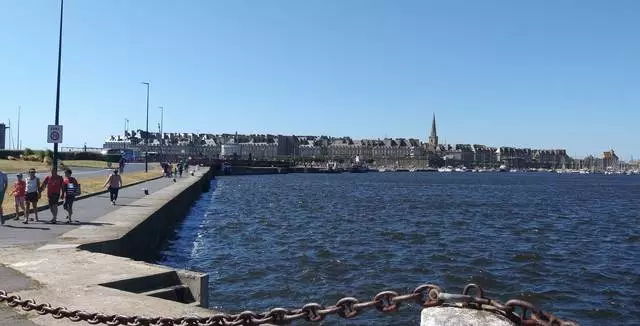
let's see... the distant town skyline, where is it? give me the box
[1,1,638,158]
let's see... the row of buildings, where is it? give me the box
[102,115,619,169]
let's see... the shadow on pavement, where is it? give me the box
[75,221,114,226]
[2,225,51,230]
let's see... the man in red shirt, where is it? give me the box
[40,167,64,223]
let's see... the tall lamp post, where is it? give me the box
[52,0,64,169]
[140,82,150,172]
[158,106,163,160]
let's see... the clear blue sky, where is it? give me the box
[1,0,638,159]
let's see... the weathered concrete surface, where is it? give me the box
[421,306,515,326]
[1,247,216,326]
[0,169,217,325]
[0,266,40,326]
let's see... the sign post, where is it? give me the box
[47,125,63,144]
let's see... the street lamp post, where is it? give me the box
[52,0,64,169]
[158,106,163,161]
[158,106,163,135]
[140,82,150,172]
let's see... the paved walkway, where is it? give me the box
[0,176,175,248]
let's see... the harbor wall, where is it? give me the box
[78,168,213,261]
[54,167,214,308]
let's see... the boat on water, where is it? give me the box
[350,165,368,173]
[498,165,508,172]
[321,161,342,173]
[377,166,387,172]
[349,155,369,173]
[438,166,453,173]
[409,167,417,172]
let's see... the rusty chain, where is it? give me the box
[0,283,579,326]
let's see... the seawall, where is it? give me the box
[76,170,212,261]
[0,167,221,325]
[213,166,348,175]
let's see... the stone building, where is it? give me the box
[602,149,619,169]
[102,125,572,168]
[0,123,7,150]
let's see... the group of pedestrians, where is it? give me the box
[0,167,80,225]
[161,160,188,178]
[0,166,128,225]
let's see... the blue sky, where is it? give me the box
[1,0,638,159]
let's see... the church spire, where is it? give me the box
[428,113,438,149]
[430,113,437,138]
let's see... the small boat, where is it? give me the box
[498,165,508,172]
[349,155,369,173]
[350,165,369,173]
[409,168,417,172]
[438,166,453,173]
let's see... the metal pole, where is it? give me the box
[158,106,163,161]
[53,0,64,169]
[140,82,150,172]
[145,84,149,172]
[17,106,20,150]
[159,106,163,135]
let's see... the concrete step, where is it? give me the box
[100,271,182,294]
[141,284,196,304]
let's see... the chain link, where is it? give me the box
[0,283,580,325]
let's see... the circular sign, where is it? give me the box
[50,131,60,141]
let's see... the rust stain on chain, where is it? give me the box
[0,283,580,325]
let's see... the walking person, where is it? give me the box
[0,169,8,224]
[8,174,26,224]
[178,161,183,177]
[40,167,64,223]
[103,169,122,205]
[24,169,41,222]
[61,169,80,223]
[118,155,126,174]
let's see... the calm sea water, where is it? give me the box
[157,173,640,326]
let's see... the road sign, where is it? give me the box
[47,125,63,144]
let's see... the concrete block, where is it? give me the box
[421,306,515,326]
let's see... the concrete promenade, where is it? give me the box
[0,169,216,326]
[0,176,171,247]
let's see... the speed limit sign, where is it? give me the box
[47,125,64,144]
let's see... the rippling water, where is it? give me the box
[157,173,640,325]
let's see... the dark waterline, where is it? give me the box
[157,173,640,325]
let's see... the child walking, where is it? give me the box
[10,174,26,223]
[61,169,80,223]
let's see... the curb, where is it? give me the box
[1,174,165,221]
